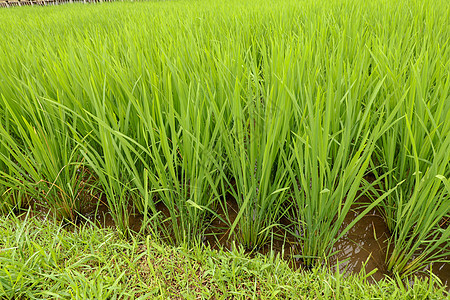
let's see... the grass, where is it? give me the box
[0,0,449,282]
[0,214,448,299]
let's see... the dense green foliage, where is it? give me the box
[0,0,449,281]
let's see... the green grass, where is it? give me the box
[0,215,448,299]
[0,0,449,281]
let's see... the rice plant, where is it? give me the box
[0,88,90,221]
[0,0,448,280]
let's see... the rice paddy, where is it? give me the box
[0,0,449,288]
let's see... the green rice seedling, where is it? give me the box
[0,92,90,221]
[371,96,450,278]
[286,80,394,268]
[67,21,227,243]
[366,8,450,276]
[0,0,449,271]
[74,77,137,236]
[0,13,101,219]
[277,4,407,267]
[0,105,18,213]
[211,38,294,250]
[98,79,225,245]
[139,87,223,246]
[385,134,450,278]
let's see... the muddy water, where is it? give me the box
[432,259,450,288]
[80,198,143,232]
[329,206,390,282]
[330,206,450,289]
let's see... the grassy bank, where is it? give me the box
[0,0,449,284]
[0,215,448,299]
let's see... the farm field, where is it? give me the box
[0,0,449,296]
[0,0,108,8]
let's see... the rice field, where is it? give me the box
[0,0,449,284]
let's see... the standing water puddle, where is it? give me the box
[330,206,390,282]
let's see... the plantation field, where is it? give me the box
[0,0,449,291]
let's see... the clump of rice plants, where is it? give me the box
[365,4,450,277]
[0,0,449,283]
[0,92,91,221]
[213,41,294,250]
